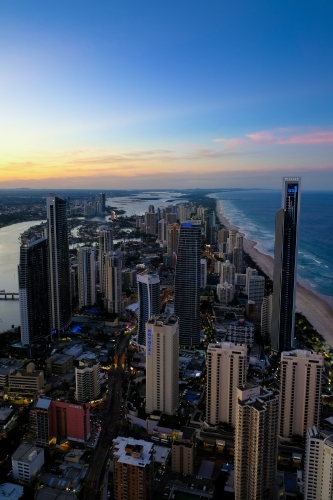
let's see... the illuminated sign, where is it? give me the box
[147,329,152,356]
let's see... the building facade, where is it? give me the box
[279,350,323,438]
[145,314,179,415]
[137,273,160,346]
[167,223,179,268]
[105,251,122,314]
[234,386,279,500]
[12,444,44,484]
[75,359,101,402]
[271,177,301,353]
[46,195,71,332]
[77,247,96,310]
[18,234,50,345]
[206,342,247,427]
[174,221,201,346]
[98,227,113,293]
[305,426,333,500]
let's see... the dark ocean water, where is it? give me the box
[210,190,333,298]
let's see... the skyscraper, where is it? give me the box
[98,227,113,293]
[174,221,201,346]
[145,313,179,415]
[105,250,122,314]
[279,349,323,438]
[46,195,71,332]
[77,247,96,310]
[99,192,106,212]
[75,359,101,402]
[234,385,279,500]
[206,342,247,427]
[305,426,333,500]
[137,273,160,346]
[271,177,301,353]
[18,234,50,345]
[167,223,179,268]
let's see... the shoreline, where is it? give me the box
[216,201,333,347]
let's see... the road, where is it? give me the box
[84,334,129,500]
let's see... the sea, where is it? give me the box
[209,190,333,298]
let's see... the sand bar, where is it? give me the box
[216,202,333,347]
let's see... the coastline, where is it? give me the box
[216,202,333,347]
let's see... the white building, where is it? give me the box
[245,267,258,293]
[227,230,238,254]
[12,444,44,484]
[206,342,247,427]
[104,251,122,314]
[77,247,96,310]
[75,359,100,402]
[145,314,179,415]
[279,350,324,438]
[234,385,279,500]
[216,282,235,305]
[305,426,333,500]
[200,259,207,288]
[220,260,235,285]
[261,294,273,341]
[247,274,265,306]
[227,319,254,347]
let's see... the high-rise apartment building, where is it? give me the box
[18,234,50,345]
[247,275,265,306]
[227,229,238,254]
[157,219,167,242]
[144,212,157,235]
[174,221,201,346]
[218,228,229,245]
[137,273,160,346]
[171,427,196,475]
[200,258,207,288]
[279,350,323,438]
[145,314,179,415]
[216,282,235,305]
[77,247,96,310]
[99,228,113,293]
[105,251,122,314]
[261,294,273,342]
[232,234,243,273]
[234,385,279,500]
[204,211,215,245]
[220,260,236,285]
[75,359,100,402]
[113,437,154,500]
[272,177,301,353]
[46,195,71,332]
[100,192,106,212]
[167,223,179,268]
[206,342,247,427]
[305,426,333,500]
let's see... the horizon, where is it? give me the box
[1,1,333,189]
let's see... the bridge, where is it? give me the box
[0,293,19,300]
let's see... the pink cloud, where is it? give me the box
[213,128,333,148]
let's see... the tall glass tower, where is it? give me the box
[137,273,160,346]
[47,195,72,333]
[174,220,202,346]
[271,177,301,353]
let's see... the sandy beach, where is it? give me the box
[216,203,333,347]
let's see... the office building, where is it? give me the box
[36,398,91,446]
[305,426,333,500]
[157,218,167,243]
[279,350,323,438]
[220,260,235,285]
[234,385,279,500]
[137,273,160,346]
[100,192,106,212]
[200,258,207,288]
[167,223,179,268]
[144,212,157,235]
[46,195,71,332]
[12,444,44,484]
[261,295,273,343]
[75,359,100,402]
[216,282,235,305]
[18,234,50,345]
[227,319,254,347]
[99,228,113,293]
[272,177,301,353]
[77,247,96,310]
[113,437,154,500]
[145,314,179,415]
[171,427,196,475]
[247,275,265,306]
[174,221,201,346]
[105,251,122,314]
[206,342,247,427]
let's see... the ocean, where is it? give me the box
[210,190,333,298]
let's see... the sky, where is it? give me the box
[1,0,333,189]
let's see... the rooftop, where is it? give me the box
[113,437,153,467]
[12,444,43,464]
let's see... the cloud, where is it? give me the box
[213,128,333,148]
